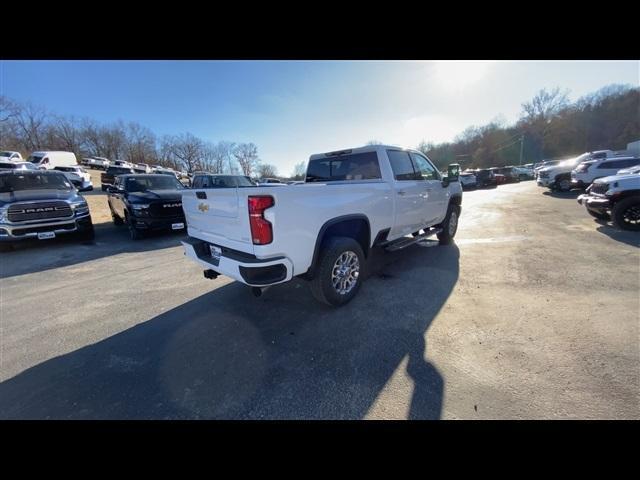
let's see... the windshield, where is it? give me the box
[0,172,73,192]
[124,175,184,192]
[574,153,592,163]
[559,156,584,167]
[27,154,44,164]
[0,162,18,169]
[0,151,15,157]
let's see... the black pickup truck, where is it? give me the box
[106,174,187,240]
[0,170,94,250]
[101,166,135,191]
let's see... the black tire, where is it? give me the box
[437,204,461,245]
[126,213,144,240]
[78,223,95,242]
[110,205,124,225]
[554,176,572,192]
[612,196,640,231]
[101,185,106,192]
[586,208,610,221]
[309,236,365,307]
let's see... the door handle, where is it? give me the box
[397,190,406,196]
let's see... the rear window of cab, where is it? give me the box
[306,152,381,182]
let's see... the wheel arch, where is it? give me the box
[450,194,462,207]
[305,214,372,278]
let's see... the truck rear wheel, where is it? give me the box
[612,196,640,231]
[437,204,460,245]
[310,236,365,307]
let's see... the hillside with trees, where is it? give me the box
[417,84,639,170]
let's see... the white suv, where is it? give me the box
[571,156,640,188]
[538,150,619,192]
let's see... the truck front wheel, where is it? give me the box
[310,236,365,307]
[612,196,640,231]
[437,204,460,245]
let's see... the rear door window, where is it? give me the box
[306,152,381,182]
[387,150,418,181]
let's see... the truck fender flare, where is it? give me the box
[307,214,372,278]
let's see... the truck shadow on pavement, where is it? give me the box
[0,223,187,279]
[594,222,640,247]
[0,242,459,419]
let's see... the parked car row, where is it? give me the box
[1,152,94,191]
[530,149,640,231]
[459,165,535,190]
[536,150,640,192]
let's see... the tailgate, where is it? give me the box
[182,188,255,254]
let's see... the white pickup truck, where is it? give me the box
[181,145,463,306]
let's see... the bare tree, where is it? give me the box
[103,121,129,160]
[257,163,278,179]
[201,140,236,173]
[0,96,20,123]
[50,115,81,153]
[520,87,570,155]
[78,119,101,157]
[521,87,570,124]
[163,133,204,173]
[13,102,49,151]
[233,142,260,177]
[291,161,307,180]
[125,122,157,165]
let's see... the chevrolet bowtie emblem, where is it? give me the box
[198,202,209,212]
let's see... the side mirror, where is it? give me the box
[447,163,460,182]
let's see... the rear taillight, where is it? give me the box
[248,195,274,245]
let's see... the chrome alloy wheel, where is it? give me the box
[331,251,360,295]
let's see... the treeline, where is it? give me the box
[0,96,280,178]
[417,84,640,170]
[3,83,638,177]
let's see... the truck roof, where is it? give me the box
[309,144,417,161]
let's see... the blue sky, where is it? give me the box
[2,60,638,175]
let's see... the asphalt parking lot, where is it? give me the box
[0,174,638,419]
